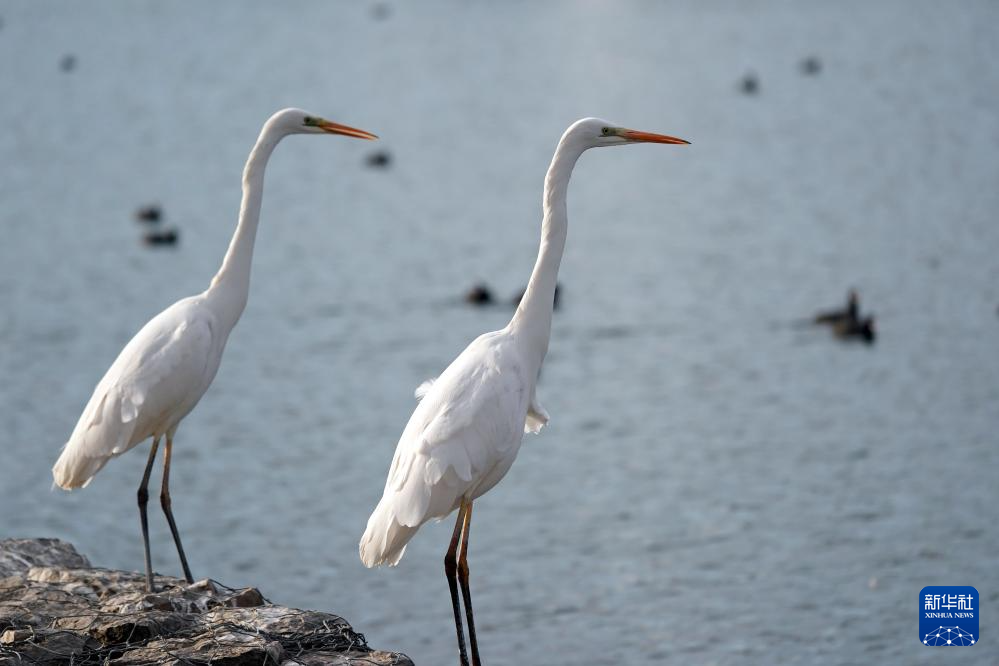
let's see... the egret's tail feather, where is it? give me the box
[359,499,418,568]
[52,444,108,490]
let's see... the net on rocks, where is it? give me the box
[0,566,410,666]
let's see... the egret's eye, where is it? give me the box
[601,127,611,136]
[304,116,315,125]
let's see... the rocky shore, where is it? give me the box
[0,538,412,665]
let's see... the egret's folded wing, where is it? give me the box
[384,338,526,525]
[526,394,550,434]
[54,305,214,488]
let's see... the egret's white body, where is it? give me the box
[52,108,376,589]
[361,332,550,566]
[53,295,225,489]
[359,117,687,666]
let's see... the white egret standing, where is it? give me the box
[359,118,688,665]
[53,108,376,592]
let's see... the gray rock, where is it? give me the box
[0,538,90,577]
[0,538,412,665]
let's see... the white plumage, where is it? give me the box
[52,108,376,590]
[53,298,219,489]
[360,331,548,567]
[358,117,688,666]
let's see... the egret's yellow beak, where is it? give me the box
[317,119,378,140]
[621,129,689,145]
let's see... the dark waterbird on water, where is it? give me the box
[814,289,859,325]
[834,315,876,344]
[365,149,392,169]
[464,283,494,305]
[800,56,822,75]
[135,204,163,223]
[143,228,180,247]
[810,289,875,344]
[740,72,759,95]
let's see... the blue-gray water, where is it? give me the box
[2,2,998,664]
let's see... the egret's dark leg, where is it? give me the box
[445,499,470,666]
[137,438,161,592]
[457,500,481,666]
[160,434,194,584]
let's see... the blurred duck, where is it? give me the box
[814,289,859,325]
[464,283,495,306]
[135,204,163,223]
[834,315,876,344]
[143,228,179,246]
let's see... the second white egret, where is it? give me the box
[360,117,688,665]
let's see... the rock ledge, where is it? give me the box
[0,538,411,665]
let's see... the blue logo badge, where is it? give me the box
[920,586,978,646]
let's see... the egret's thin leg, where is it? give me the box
[160,434,194,584]
[457,500,481,666]
[445,499,470,666]
[137,438,161,593]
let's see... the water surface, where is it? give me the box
[1,2,997,664]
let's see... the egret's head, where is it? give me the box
[567,117,689,149]
[269,108,378,140]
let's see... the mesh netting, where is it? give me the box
[0,576,409,665]
[2,612,369,664]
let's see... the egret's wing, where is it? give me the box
[384,334,528,526]
[416,364,523,481]
[526,393,550,434]
[414,378,435,401]
[54,302,215,488]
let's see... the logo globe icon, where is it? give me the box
[923,626,975,646]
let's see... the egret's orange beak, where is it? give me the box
[621,129,690,145]
[318,120,378,140]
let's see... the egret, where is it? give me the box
[53,108,376,592]
[359,118,688,665]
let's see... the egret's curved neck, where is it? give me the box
[208,124,284,326]
[509,135,585,364]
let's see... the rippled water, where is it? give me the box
[2,1,998,664]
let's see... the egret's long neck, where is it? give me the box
[208,125,283,327]
[509,136,584,365]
